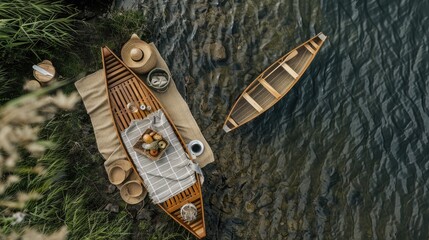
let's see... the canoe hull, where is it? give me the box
[223,33,327,132]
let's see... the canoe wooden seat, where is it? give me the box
[304,44,315,54]
[228,117,239,127]
[258,78,281,99]
[243,93,263,112]
[309,40,319,49]
[281,63,299,79]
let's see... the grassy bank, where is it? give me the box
[1,1,190,239]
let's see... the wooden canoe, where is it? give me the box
[101,46,206,239]
[223,33,327,132]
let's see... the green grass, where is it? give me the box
[0,109,130,239]
[52,10,148,81]
[0,0,78,102]
[0,0,77,63]
[0,67,14,100]
[0,3,191,238]
[3,106,189,238]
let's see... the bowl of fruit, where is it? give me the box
[133,129,169,161]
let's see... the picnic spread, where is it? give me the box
[75,34,211,238]
[121,110,200,204]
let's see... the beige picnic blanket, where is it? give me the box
[75,70,142,196]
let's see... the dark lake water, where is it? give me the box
[119,0,429,239]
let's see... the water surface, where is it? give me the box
[120,0,429,239]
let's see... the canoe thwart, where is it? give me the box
[228,118,239,127]
[258,78,281,99]
[281,63,299,79]
[304,44,315,54]
[309,40,319,49]
[243,93,263,112]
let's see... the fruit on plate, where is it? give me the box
[142,141,159,150]
[149,149,159,156]
[142,134,153,143]
[153,133,162,141]
[158,140,167,149]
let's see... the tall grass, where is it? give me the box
[0,2,189,239]
[0,0,77,63]
[1,109,133,239]
[0,68,13,100]
[0,0,78,102]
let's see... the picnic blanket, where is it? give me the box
[121,110,198,204]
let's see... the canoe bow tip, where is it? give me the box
[318,33,327,41]
[101,47,111,57]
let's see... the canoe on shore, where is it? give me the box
[101,46,206,239]
[223,33,327,133]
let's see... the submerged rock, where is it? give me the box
[256,192,273,208]
[104,203,119,213]
[137,210,152,221]
[245,201,256,213]
[203,42,227,61]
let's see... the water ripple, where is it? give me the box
[134,0,429,238]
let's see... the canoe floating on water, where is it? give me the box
[101,46,206,239]
[223,33,327,133]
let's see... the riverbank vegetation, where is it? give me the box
[0,0,190,239]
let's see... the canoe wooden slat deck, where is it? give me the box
[223,33,327,133]
[101,47,206,239]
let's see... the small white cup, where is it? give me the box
[187,140,204,158]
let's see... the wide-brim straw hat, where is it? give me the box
[107,160,132,185]
[120,180,146,204]
[121,34,157,74]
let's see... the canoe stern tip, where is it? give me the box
[222,125,231,133]
[195,228,206,239]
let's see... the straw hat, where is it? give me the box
[121,34,157,74]
[107,160,132,185]
[120,180,146,204]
